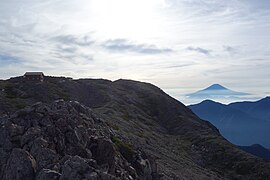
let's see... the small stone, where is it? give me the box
[37,169,61,180]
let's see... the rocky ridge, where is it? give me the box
[0,100,160,180]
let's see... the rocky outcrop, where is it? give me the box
[0,100,160,180]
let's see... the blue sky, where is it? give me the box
[0,0,269,104]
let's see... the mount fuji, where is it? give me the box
[187,84,250,100]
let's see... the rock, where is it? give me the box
[7,123,24,137]
[128,166,138,179]
[0,148,8,179]
[0,101,153,180]
[4,148,36,180]
[0,125,13,151]
[133,153,152,180]
[89,172,99,180]
[59,156,93,180]
[99,172,115,180]
[21,127,42,147]
[87,159,98,168]
[37,169,61,180]
[31,147,59,171]
[90,137,116,174]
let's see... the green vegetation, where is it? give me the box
[110,123,120,130]
[10,98,27,109]
[121,109,132,121]
[111,136,134,162]
[4,83,17,99]
[56,90,70,100]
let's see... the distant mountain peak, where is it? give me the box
[204,84,228,91]
[186,84,250,101]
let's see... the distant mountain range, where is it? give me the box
[239,144,270,161]
[189,97,270,148]
[229,97,270,121]
[186,84,251,104]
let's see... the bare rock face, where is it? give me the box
[89,137,116,173]
[0,100,159,180]
[4,148,36,180]
[59,156,94,180]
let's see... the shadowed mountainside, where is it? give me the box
[189,99,270,148]
[239,144,270,161]
[1,76,270,179]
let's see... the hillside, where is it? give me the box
[1,76,270,179]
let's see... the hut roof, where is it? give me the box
[24,72,44,76]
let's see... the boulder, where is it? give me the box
[21,127,42,147]
[59,156,93,180]
[4,148,36,180]
[90,137,116,173]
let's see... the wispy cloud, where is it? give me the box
[54,51,93,63]
[102,39,173,54]
[223,45,238,55]
[52,35,94,46]
[165,63,195,69]
[0,54,22,65]
[187,46,212,55]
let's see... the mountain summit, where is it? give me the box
[186,84,250,102]
[203,84,228,91]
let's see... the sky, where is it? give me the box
[0,0,270,104]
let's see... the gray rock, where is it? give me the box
[99,172,116,180]
[0,101,150,180]
[89,172,99,180]
[59,156,93,180]
[31,147,59,171]
[133,153,152,180]
[37,169,61,180]
[21,127,41,147]
[4,148,36,180]
[7,123,24,137]
[0,148,8,179]
[90,138,116,174]
[0,126,13,151]
[127,166,138,179]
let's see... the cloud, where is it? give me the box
[0,0,270,101]
[0,54,22,65]
[102,39,173,54]
[52,45,94,65]
[186,46,212,55]
[54,52,93,62]
[166,63,195,69]
[52,35,94,46]
[57,45,78,53]
[223,45,238,55]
